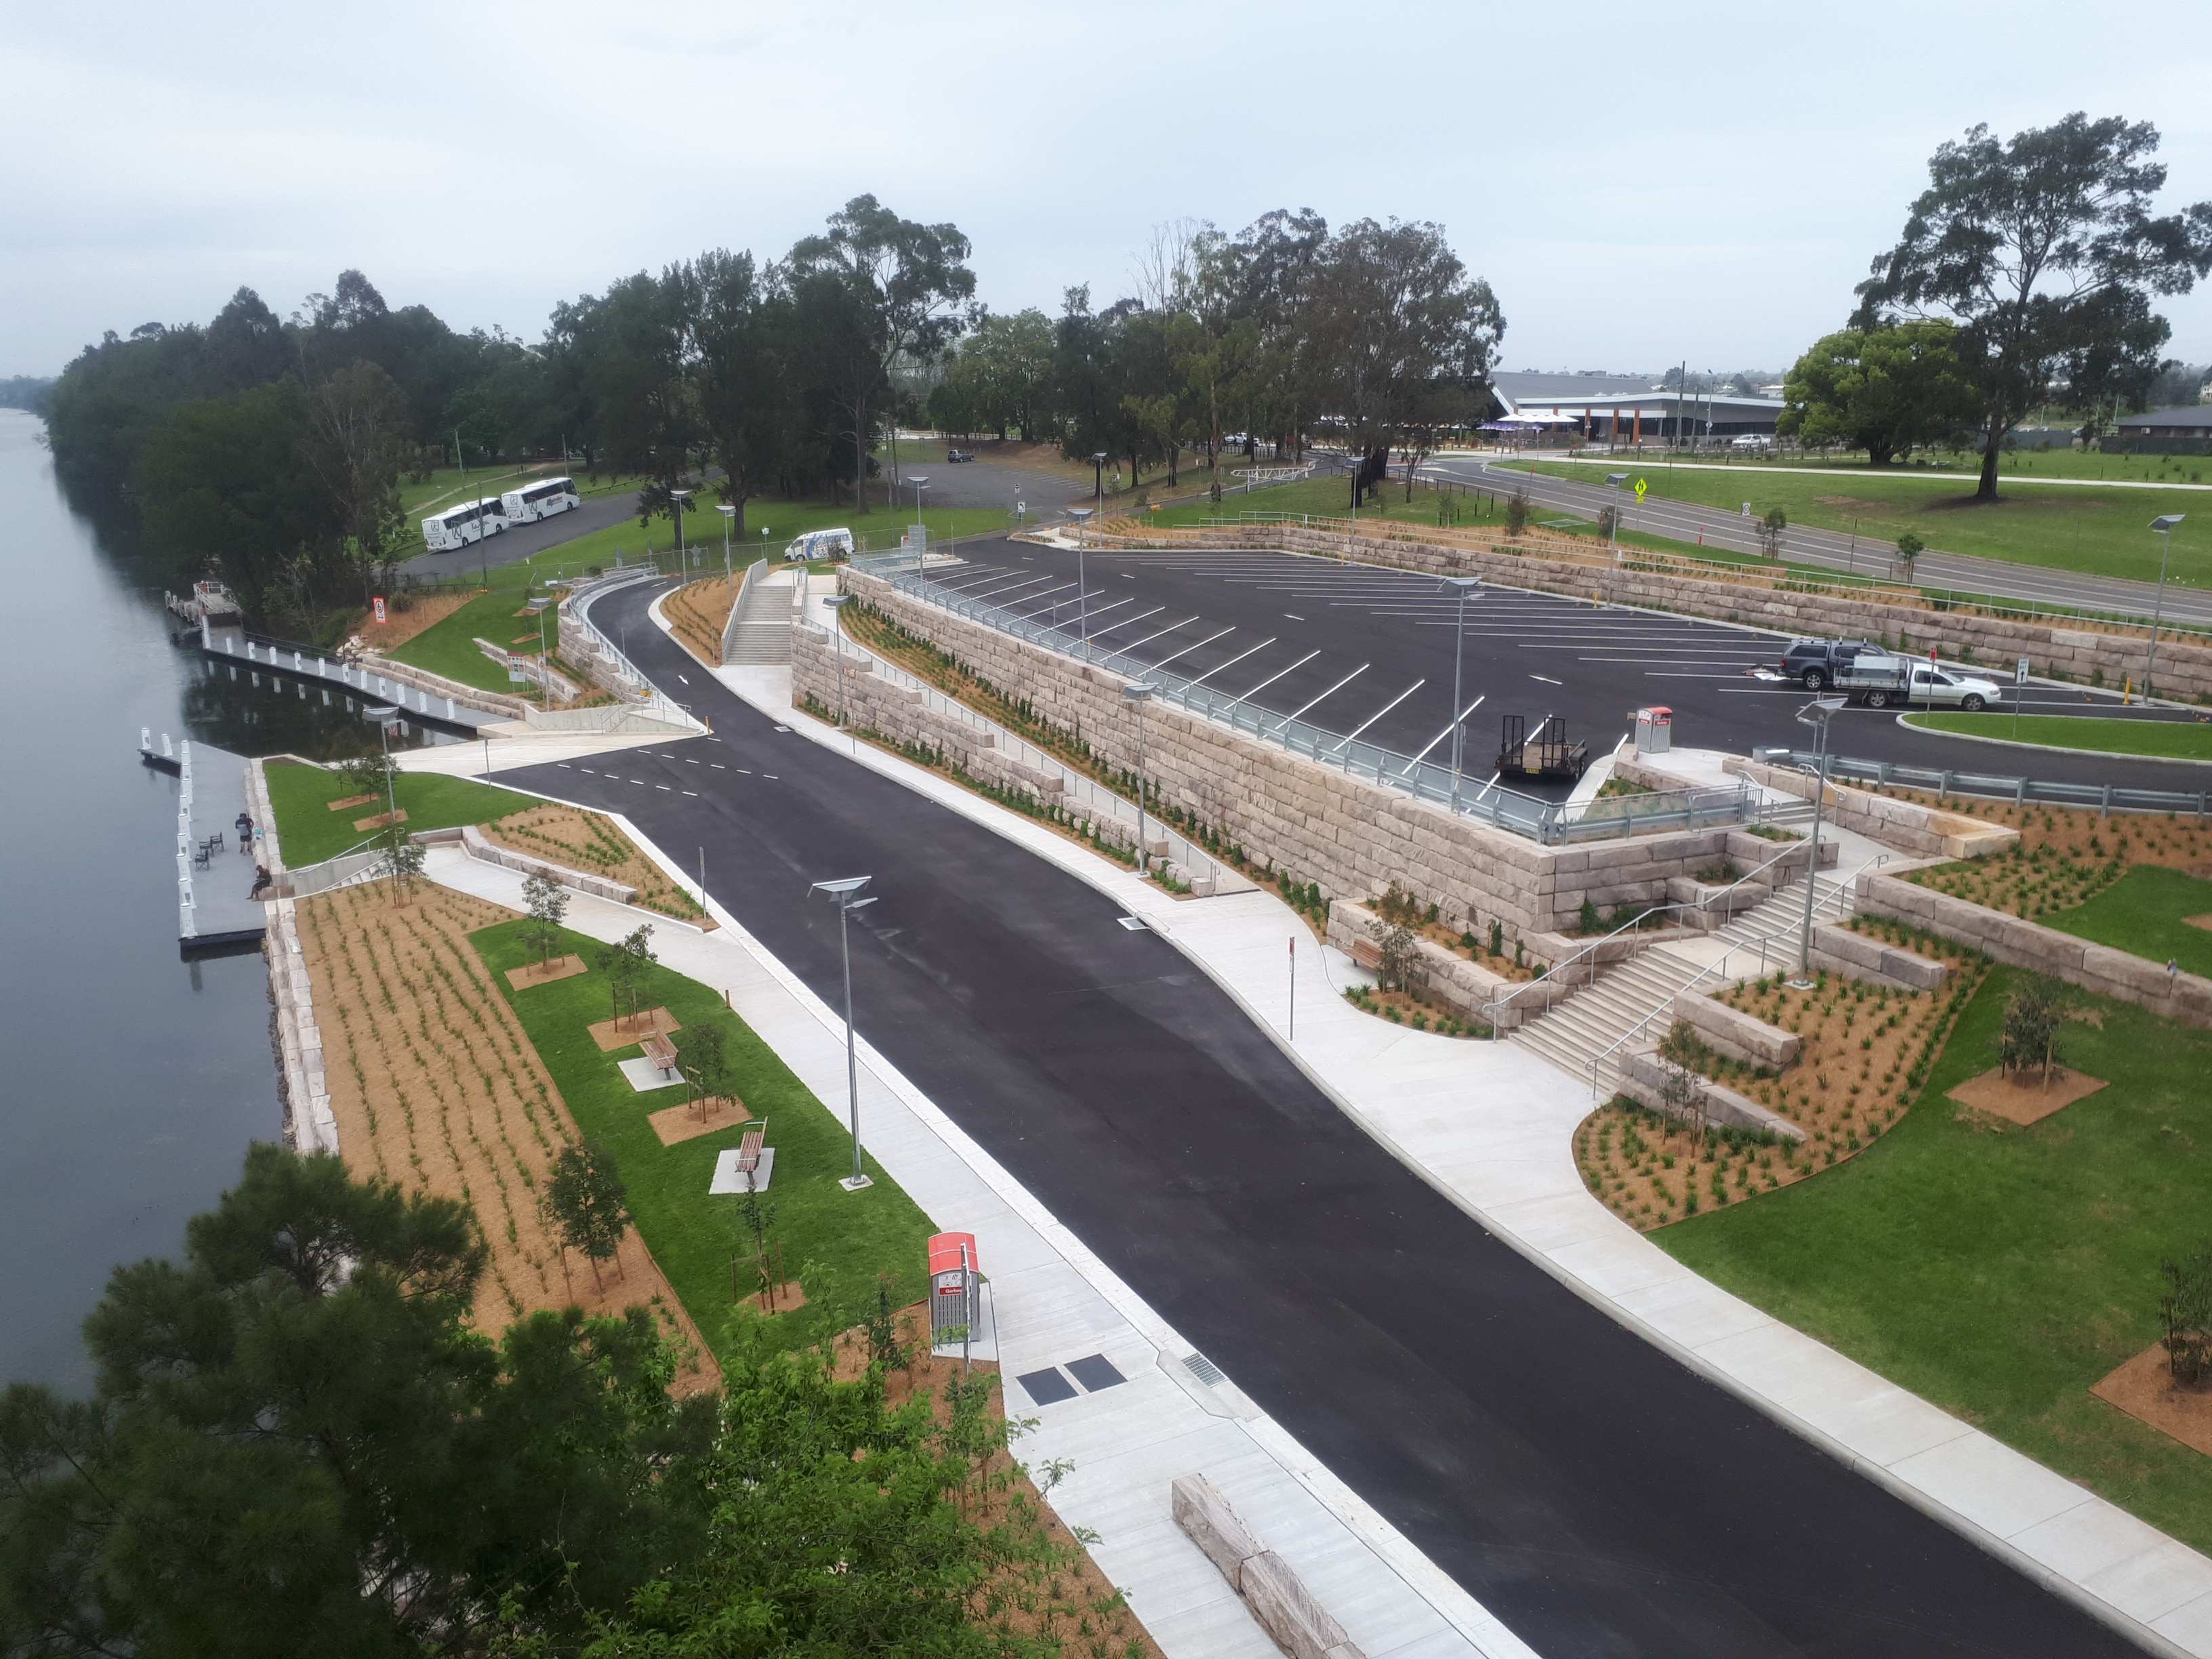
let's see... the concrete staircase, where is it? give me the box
[1509,872,1856,1093]
[722,564,797,666]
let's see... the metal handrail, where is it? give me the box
[1483,835,1826,1028]
[1582,852,1890,1099]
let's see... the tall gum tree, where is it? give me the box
[1853,113,2212,500]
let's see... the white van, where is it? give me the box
[783,527,855,563]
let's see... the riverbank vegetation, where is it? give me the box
[0,1143,1147,1656]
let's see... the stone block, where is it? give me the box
[1617,1049,1805,1141]
[1672,991,1800,1068]
[1170,1474,1263,1584]
[1237,1550,1353,1659]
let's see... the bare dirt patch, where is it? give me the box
[752,1279,807,1315]
[588,1006,680,1050]
[293,882,716,1394]
[1578,934,1987,1230]
[352,808,409,832]
[505,954,585,990]
[2093,1344,2212,1458]
[647,1093,750,1147]
[825,1304,1164,1658]
[327,792,377,813]
[365,588,478,651]
[2187,914,2212,933]
[1948,1064,2110,1126]
[478,802,708,923]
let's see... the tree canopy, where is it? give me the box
[0,1145,715,1658]
[1853,113,2212,497]
[1780,321,1981,465]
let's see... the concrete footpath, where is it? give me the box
[718,650,2212,1658]
[417,836,1536,1659]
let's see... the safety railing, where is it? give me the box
[819,621,1240,889]
[1582,852,1889,1099]
[860,562,1760,844]
[566,576,705,732]
[1483,837,1826,1029]
[1765,750,2212,817]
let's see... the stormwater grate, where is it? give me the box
[1181,1352,1225,1388]
[1117,916,1147,931]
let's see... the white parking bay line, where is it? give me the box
[656,784,672,791]
[1284,612,1306,621]
[1531,674,1563,685]
[682,790,698,797]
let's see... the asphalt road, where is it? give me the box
[1419,454,2212,631]
[878,445,1092,514]
[928,537,2212,800]
[497,574,2144,1659]
[396,487,640,581]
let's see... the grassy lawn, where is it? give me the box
[1148,472,1510,531]
[2045,865,2212,977]
[1659,965,2212,1553]
[472,918,935,1360]
[1543,447,2212,486]
[1903,712,2212,761]
[387,583,560,693]
[263,758,534,865]
[1501,459,2206,586]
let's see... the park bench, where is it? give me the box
[1349,937,1384,972]
[640,1031,679,1078]
[735,1118,768,1174]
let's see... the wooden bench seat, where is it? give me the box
[640,1031,679,1077]
[1349,937,1385,972]
[735,1118,768,1173]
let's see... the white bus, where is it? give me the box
[420,498,512,552]
[501,475,579,524]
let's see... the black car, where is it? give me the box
[1775,636,1872,690]
[945,449,973,463]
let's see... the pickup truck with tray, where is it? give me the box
[1765,637,2003,709]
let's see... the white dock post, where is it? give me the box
[445,697,455,719]
[293,650,303,670]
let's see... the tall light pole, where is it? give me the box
[717,501,735,581]
[1437,577,1482,810]
[823,594,853,726]
[1789,697,1845,989]
[2147,514,2186,695]
[810,876,878,1191]
[908,476,931,573]
[1124,682,1155,873]
[362,704,401,825]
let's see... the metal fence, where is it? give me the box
[859,558,1761,844]
[567,573,705,731]
[1767,749,2212,817]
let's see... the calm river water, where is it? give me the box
[0,409,432,1387]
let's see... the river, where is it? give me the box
[0,409,432,1387]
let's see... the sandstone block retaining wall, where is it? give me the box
[1170,1475,1364,1659]
[1327,901,1525,1028]
[1726,757,2018,859]
[842,573,1746,938]
[459,823,636,905]
[1857,871,2212,1025]
[1617,1048,1807,1142]
[1671,991,1801,1069]
[1809,920,1952,991]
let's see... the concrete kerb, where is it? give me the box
[443,750,1536,1658]
[1893,712,2212,770]
[700,616,2211,1659]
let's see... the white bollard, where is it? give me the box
[163,733,174,758]
[293,651,303,670]
[444,697,455,719]
[141,724,151,753]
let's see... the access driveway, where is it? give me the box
[487,575,2146,1659]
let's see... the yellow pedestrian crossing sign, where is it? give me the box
[1634,478,1648,501]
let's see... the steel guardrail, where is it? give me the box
[1766,750,2212,817]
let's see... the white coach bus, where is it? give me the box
[420,497,512,552]
[501,475,579,524]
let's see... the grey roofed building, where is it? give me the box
[2116,405,2212,433]
[2109,404,2212,455]
[1490,369,1784,439]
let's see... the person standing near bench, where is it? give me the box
[234,811,254,853]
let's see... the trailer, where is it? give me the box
[1497,713,1591,781]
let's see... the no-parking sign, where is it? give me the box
[371,595,387,624]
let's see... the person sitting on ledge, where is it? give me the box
[250,863,273,899]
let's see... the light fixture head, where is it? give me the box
[823,594,853,609]
[1123,682,1156,703]
[811,875,873,899]
[2152,514,2186,533]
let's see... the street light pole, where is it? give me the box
[2147,515,2187,695]
[1438,577,1482,811]
[1124,682,1155,874]
[1790,697,1844,988]
[1088,452,1108,656]
[718,502,735,582]
[810,876,878,1191]
[907,476,931,575]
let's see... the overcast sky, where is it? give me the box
[5,0,2211,380]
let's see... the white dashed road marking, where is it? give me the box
[1531,674,1563,685]
[1284,613,1305,621]
[656,784,672,791]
